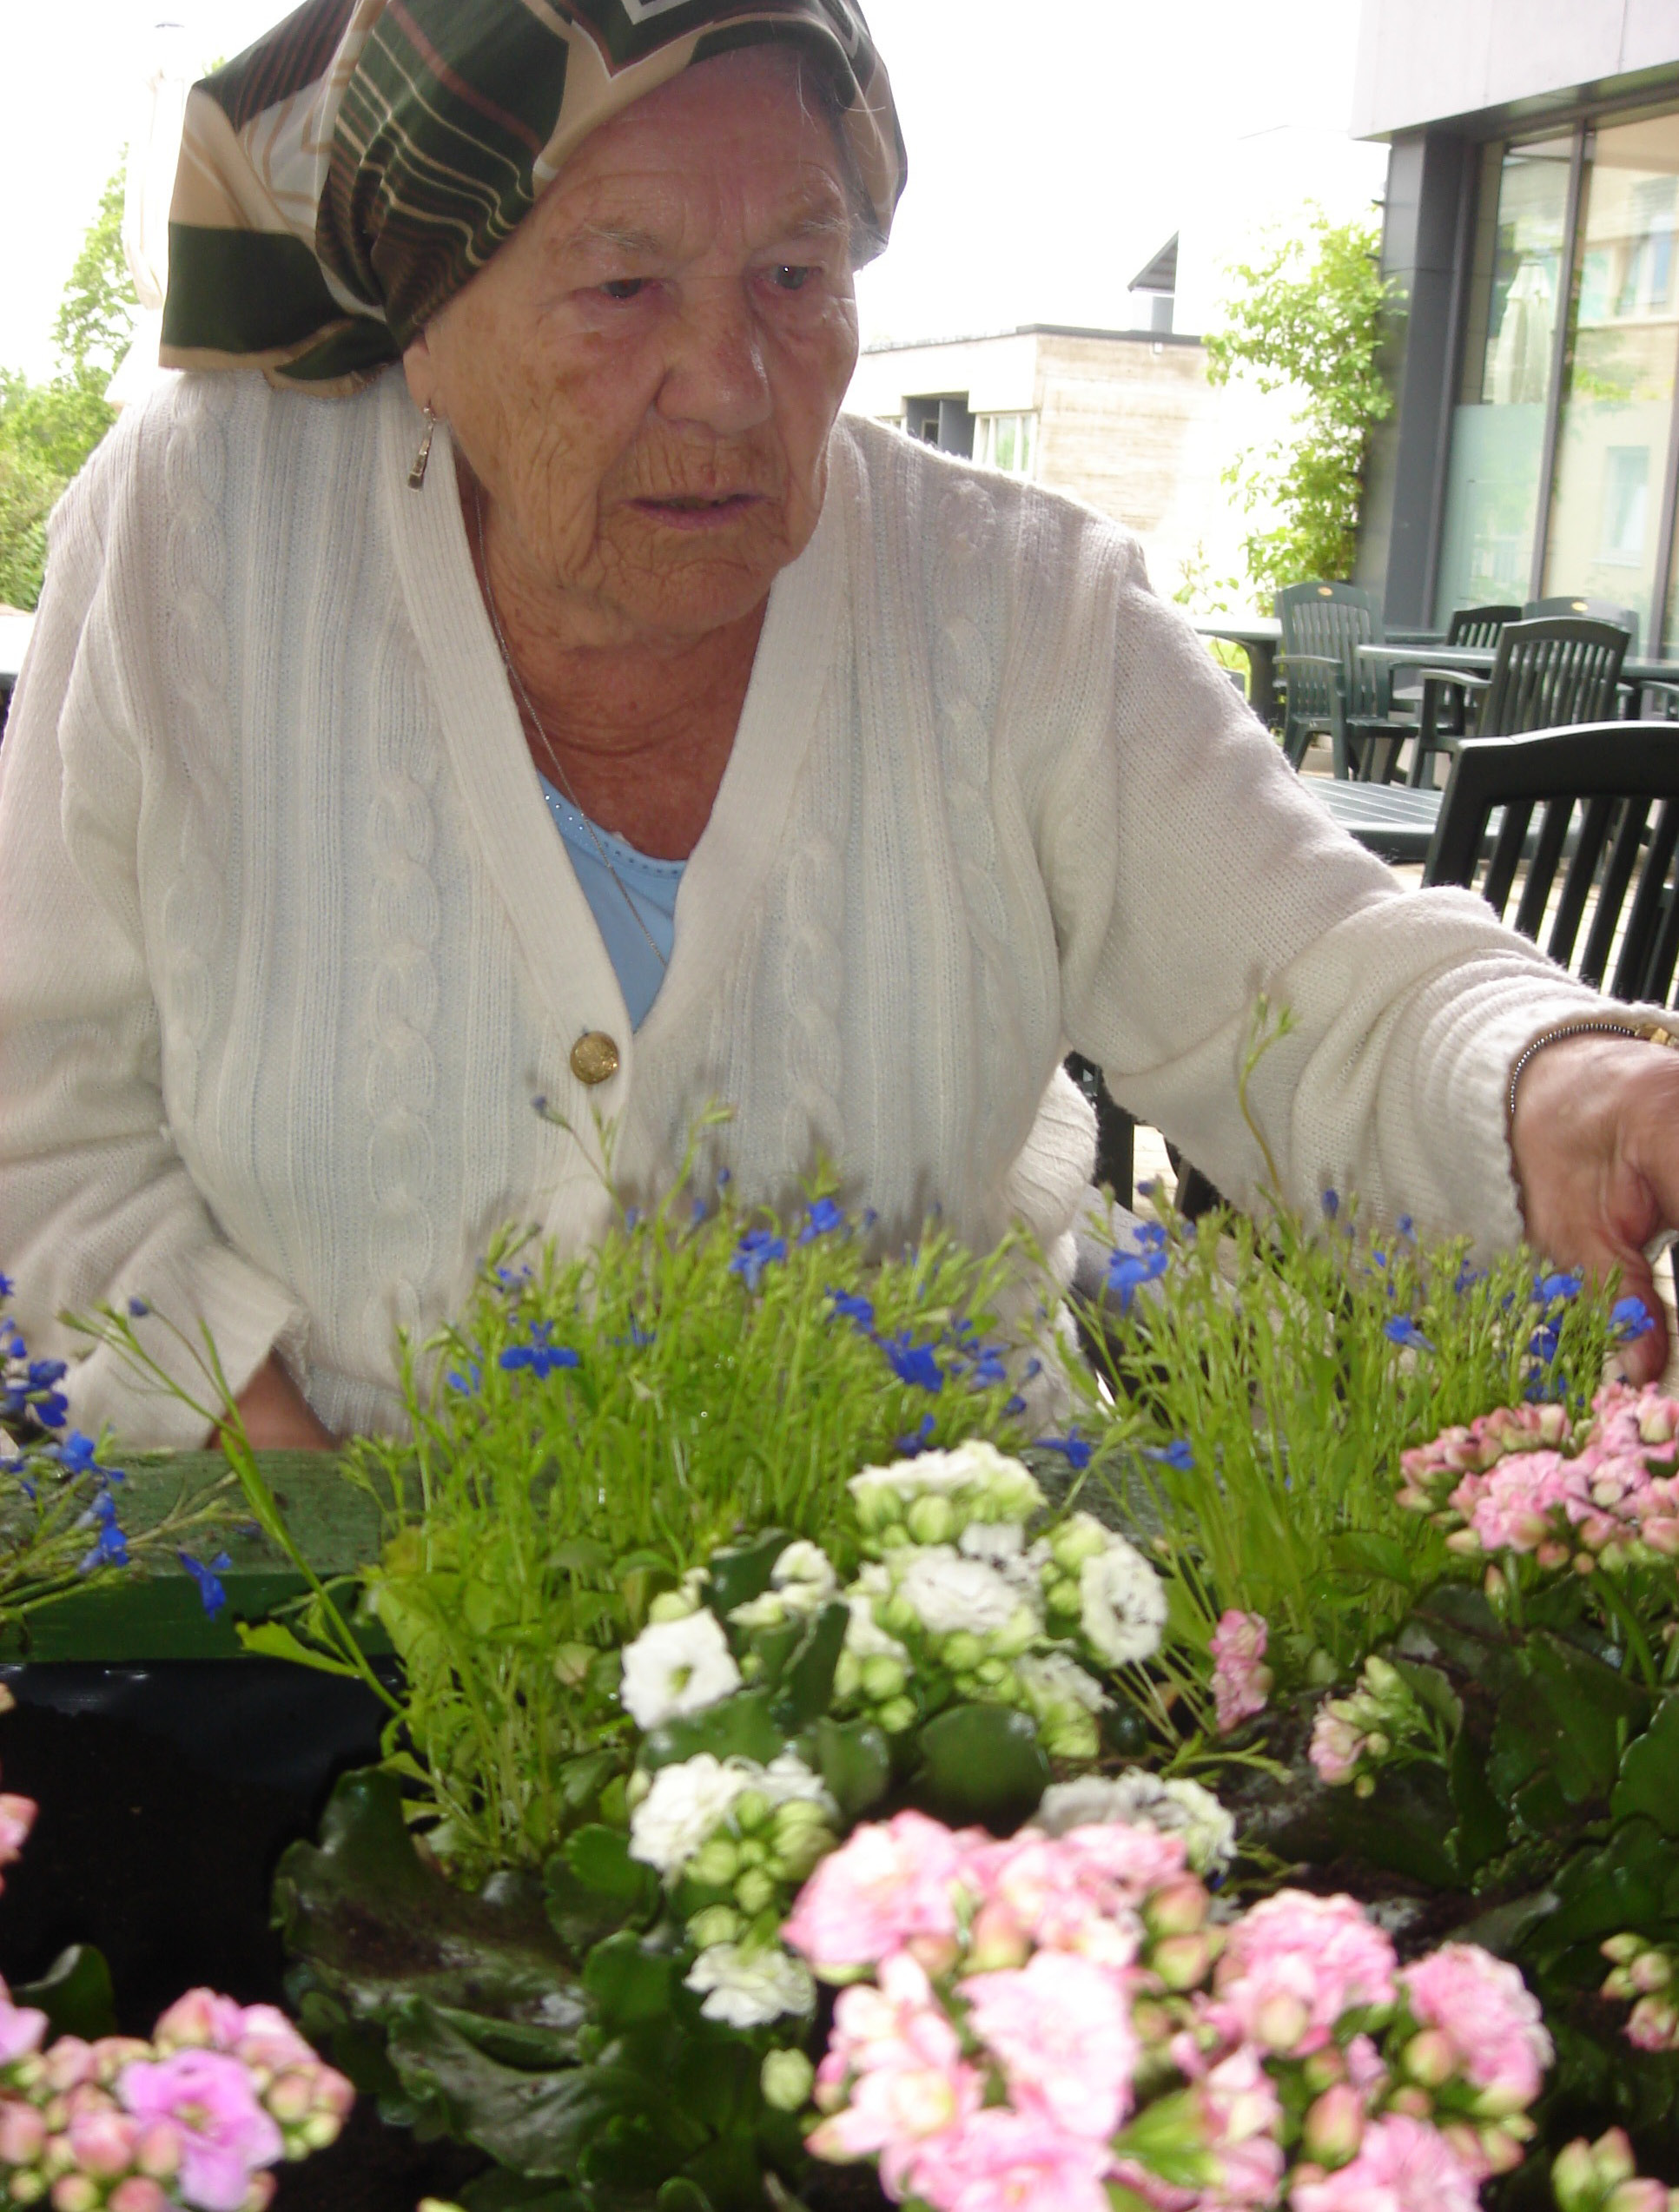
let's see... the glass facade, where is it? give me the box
[1434,137,1571,617]
[1436,105,1679,647]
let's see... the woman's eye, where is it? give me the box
[599,278,647,302]
[769,263,816,293]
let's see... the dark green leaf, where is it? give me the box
[779,1602,849,1729]
[911,1703,1051,1831]
[702,1530,791,1618]
[639,1690,785,1773]
[583,1932,677,2030]
[1387,1656,1461,1733]
[12,1945,117,2042]
[657,2179,715,2212]
[1613,1693,1679,1835]
[460,2169,588,2212]
[548,1538,611,1577]
[1487,1632,1648,1819]
[809,1715,891,1822]
[565,1824,656,1905]
[1329,1531,1418,1588]
[383,2004,649,2177]
[1445,1721,1508,1879]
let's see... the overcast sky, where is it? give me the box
[0,0,1382,382]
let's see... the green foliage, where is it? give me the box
[0,168,136,611]
[1205,207,1394,599]
[1074,1195,1623,1693]
[332,1152,1036,1875]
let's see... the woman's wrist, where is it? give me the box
[1507,1016,1679,1132]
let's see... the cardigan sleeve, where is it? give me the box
[0,432,309,1446]
[1025,523,1613,1250]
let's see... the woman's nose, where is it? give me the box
[656,283,773,434]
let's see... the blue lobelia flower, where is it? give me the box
[1321,1189,1340,1219]
[177,1549,234,1617]
[827,1289,876,1334]
[730,1229,788,1291]
[499,1324,581,1379]
[895,1413,936,1456]
[79,1516,130,1573]
[1037,1433,1093,1470]
[1106,1240,1168,1311]
[1002,1393,1027,1416]
[1613,1297,1656,1342]
[1143,1438,1194,1470]
[1397,1214,1416,1242]
[446,1358,483,1394]
[1534,1269,1583,1305]
[0,1272,12,1297]
[1528,1320,1562,1365]
[1383,1315,1434,1353]
[877,1331,944,1393]
[56,1430,101,1474]
[1452,1262,1485,1297]
[127,1296,151,1317]
[796,1196,846,1245]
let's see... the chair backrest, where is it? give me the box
[1422,721,1679,1003]
[1477,617,1629,738]
[1275,582,1383,732]
[1445,603,1522,650]
[1523,596,1640,653]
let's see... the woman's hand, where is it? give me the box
[1510,1030,1679,1385]
[225,1351,338,1453]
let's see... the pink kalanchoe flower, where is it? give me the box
[117,2050,283,2212]
[1307,1705,1368,1788]
[808,1952,983,2196]
[1452,1450,1581,1555]
[960,1950,1140,2141]
[1209,1612,1272,1734]
[150,1991,251,2055]
[1291,2111,1482,2212]
[1400,1945,1550,2107]
[783,1813,979,1978]
[0,2096,47,2163]
[0,1978,48,2068]
[904,2104,1114,2212]
[965,1823,1183,1967]
[66,2106,145,2178]
[0,1792,35,1888]
[1214,1892,1397,2056]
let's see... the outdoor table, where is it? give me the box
[1305,777,1443,865]
[1356,639,1679,700]
[1191,614,1279,722]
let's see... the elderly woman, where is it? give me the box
[2,0,1678,1452]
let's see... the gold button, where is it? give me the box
[570,1031,620,1086]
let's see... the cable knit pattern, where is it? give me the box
[157,381,233,1131]
[361,626,440,1367]
[0,373,1621,1446]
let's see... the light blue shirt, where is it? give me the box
[538,776,683,1029]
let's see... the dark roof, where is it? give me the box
[1128,233,1179,294]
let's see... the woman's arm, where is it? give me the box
[0,429,312,1449]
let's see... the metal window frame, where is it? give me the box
[1528,122,1588,605]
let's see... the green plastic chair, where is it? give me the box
[1274,582,1411,779]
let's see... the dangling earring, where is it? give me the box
[408,403,438,490]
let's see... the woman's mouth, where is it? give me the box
[631,491,766,530]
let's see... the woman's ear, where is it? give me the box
[401,331,438,413]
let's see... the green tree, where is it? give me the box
[0,168,137,611]
[1205,208,1394,598]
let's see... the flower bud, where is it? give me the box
[65,2111,136,2179]
[108,2183,169,2212]
[1303,2085,1365,2167]
[1476,2126,1526,2176]
[300,2112,343,2150]
[941,1633,984,1674]
[904,1934,962,1978]
[265,2073,314,2126]
[1300,2049,1347,2094]
[771,1825,834,1885]
[131,2123,180,2182]
[1146,1879,1210,1938]
[1607,2183,1674,2212]
[9,2174,50,2207]
[1628,1995,1679,2050]
[759,2050,815,2113]
[1043,1577,1081,1618]
[1387,2086,1432,2119]
[551,1641,596,1685]
[735,1867,779,1916]
[49,2181,98,2212]
[966,1901,1030,1971]
[0,2102,47,2163]
[1552,2137,1599,2212]
[732,1791,771,1836]
[686,1905,743,1950]
[1402,2029,1457,2089]
[688,1838,740,1888]
[1041,1715,1100,1761]
[1152,1934,1216,1992]
[1603,1934,1645,1964]
[240,2175,277,2211]
[1630,1950,1674,1995]
[1050,1518,1109,1572]
[859,1655,907,1702]
[1251,1991,1310,2051]
[906,1496,955,1546]
[876,1697,917,1735]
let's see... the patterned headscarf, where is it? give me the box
[161,0,906,393]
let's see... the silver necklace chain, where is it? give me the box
[473,479,669,975]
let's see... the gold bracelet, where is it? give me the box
[1507,1016,1679,1127]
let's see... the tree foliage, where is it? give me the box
[1205,208,1393,598]
[0,169,136,611]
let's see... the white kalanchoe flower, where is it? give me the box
[684,1943,816,2029]
[629,1753,754,1876]
[1078,1535,1167,1666]
[893,1547,1035,1641]
[958,1521,1027,1565]
[620,1609,741,1730]
[1016,1651,1112,1715]
[771,1541,837,1604]
[842,1588,909,1662]
[1033,1769,1237,1872]
[759,1751,838,1815]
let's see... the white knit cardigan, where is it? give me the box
[0,369,1606,1444]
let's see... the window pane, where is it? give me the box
[1435,137,1572,621]
[1545,113,1679,642]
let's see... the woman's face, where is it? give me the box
[404,48,862,650]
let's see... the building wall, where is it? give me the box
[845,329,1226,603]
[1352,0,1679,141]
